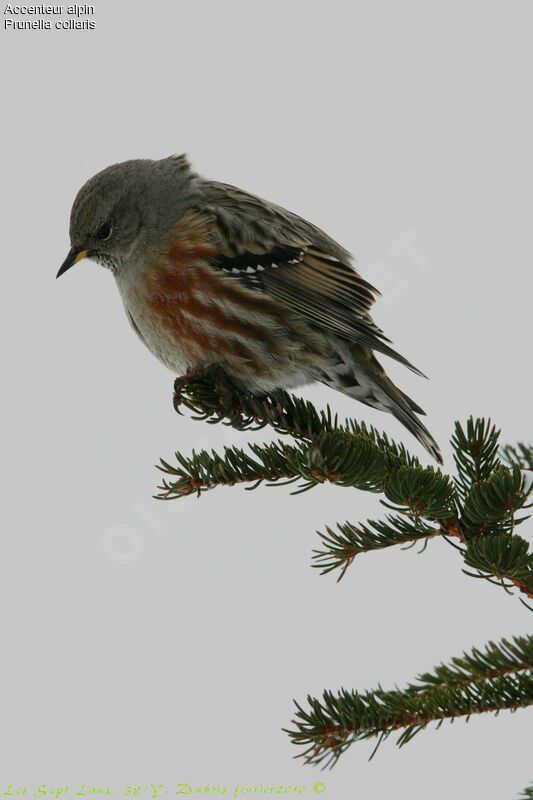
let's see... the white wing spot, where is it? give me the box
[221,253,303,274]
[288,252,304,264]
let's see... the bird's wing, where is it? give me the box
[193,181,424,375]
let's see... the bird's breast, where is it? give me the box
[138,260,285,369]
[115,222,328,390]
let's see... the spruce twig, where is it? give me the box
[161,376,533,603]
[286,636,533,767]
[156,374,533,772]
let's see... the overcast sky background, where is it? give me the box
[1,1,532,798]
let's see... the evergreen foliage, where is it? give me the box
[286,635,533,767]
[155,374,533,776]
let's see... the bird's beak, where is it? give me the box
[56,247,89,278]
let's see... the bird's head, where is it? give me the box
[57,155,195,279]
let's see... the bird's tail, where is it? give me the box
[320,346,442,464]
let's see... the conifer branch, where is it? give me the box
[162,375,445,496]
[312,515,458,580]
[156,432,394,498]
[172,374,421,464]
[452,417,502,502]
[286,636,533,767]
[161,376,533,602]
[412,635,533,688]
[502,443,533,472]
[463,534,533,599]
[158,376,533,772]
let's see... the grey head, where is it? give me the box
[57,154,197,278]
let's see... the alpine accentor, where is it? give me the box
[58,155,441,462]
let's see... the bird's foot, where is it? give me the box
[173,365,238,415]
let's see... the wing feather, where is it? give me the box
[192,181,425,376]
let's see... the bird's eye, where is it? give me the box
[95,222,113,240]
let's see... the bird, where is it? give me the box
[57,154,442,463]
